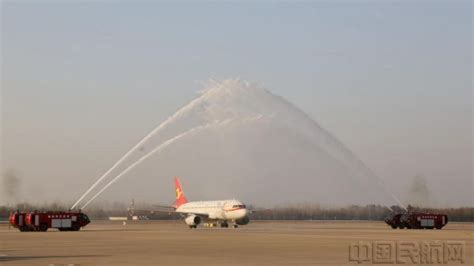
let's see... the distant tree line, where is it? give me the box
[1,202,472,222]
[250,204,391,221]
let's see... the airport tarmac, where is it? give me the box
[0,220,472,265]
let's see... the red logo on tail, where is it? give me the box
[174,177,188,208]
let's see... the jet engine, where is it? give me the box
[235,216,250,225]
[185,215,201,226]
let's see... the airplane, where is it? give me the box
[146,177,251,229]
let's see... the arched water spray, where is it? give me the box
[72,79,405,210]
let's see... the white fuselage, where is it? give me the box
[176,199,248,221]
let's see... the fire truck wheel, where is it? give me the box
[391,225,397,229]
[71,224,81,231]
[39,224,48,232]
[19,226,28,232]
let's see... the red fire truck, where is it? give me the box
[385,212,448,229]
[9,211,90,232]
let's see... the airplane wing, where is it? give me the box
[153,209,210,218]
[174,210,209,218]
[136,209,174,214]
[151,204,209,217]
[152,204,175,210]
[134,207,209,218]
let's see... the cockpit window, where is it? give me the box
[232,204,246,208]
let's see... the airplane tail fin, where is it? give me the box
[173,177,188,208]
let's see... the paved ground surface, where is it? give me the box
[0,220,472,265]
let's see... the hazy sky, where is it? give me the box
[1,1,472,207]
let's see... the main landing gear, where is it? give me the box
[220,221,238,228]
[197,221,239,229]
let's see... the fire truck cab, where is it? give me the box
[384,213,402,229]
[9,211,33,232]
